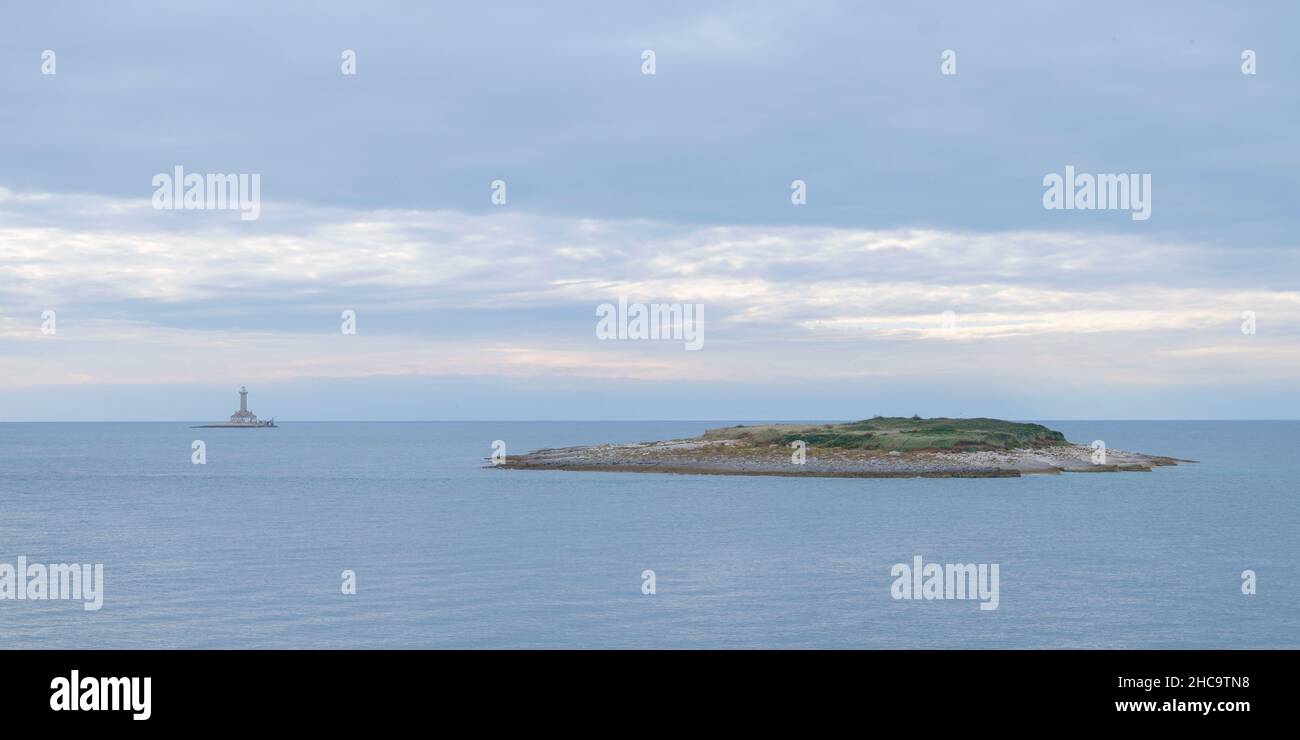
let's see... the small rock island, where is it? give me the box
[497,417,1188,478]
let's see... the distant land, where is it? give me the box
[497,417,1191,478]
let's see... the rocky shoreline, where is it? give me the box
[495,435,1190,479]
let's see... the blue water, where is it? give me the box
[0,421,1295,648]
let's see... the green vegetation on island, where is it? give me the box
[701,417,1068,452]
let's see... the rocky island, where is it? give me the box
[496,417,1189,478]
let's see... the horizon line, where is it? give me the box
[2,418,1299,424]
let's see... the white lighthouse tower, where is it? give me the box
[228,386,259,424]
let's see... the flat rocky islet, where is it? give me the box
[496,417,1190,478]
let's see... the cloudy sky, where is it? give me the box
[1,1,1298,420]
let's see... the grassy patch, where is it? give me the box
[703,417,1068,451]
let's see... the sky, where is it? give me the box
[1,1,1298,420]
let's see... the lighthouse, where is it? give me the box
[192,386,276,428]
[228,386,260,423]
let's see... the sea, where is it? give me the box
[0,421,1295,648]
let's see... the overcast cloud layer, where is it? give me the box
[1,2,1298,419]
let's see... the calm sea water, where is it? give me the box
[0,421,1295,648]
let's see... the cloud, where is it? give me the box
[1,189,1297,398]
[3,2,1298,246]
[2,2,1298,418]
